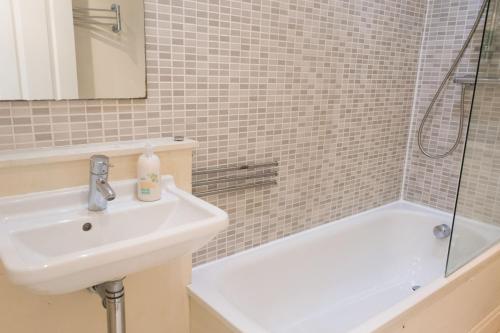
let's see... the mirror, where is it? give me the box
[0,0,146,100]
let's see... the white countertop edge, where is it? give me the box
[0,138,197,168]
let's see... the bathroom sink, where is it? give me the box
[0,176,228,294]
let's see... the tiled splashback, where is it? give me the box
[188,0,426,264]
[404,0,500,229]
[456,86,500,225]
[0,0,436,265]
[454,3,500,225]
[402,0,488,214]
[401,0,500,276]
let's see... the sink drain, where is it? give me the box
[82,222,93,232]
[411,285,421,291]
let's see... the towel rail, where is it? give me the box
[192,161,279,196]
[454,75,500,85]
[73,3,121,33]
[193,180,277,197]
[193,161,278,176]
[193,171,278,187]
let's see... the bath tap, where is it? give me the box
[88,155,116,211]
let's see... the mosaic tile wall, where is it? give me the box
[454,2,500,226]
[0,0,427,265]
[403,0,484,212]
[456,88,500,225]
[190,0,426,264]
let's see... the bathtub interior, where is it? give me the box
[447,216,500,274]
[189,201,454,332]
[189,200,500,332]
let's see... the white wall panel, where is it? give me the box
[0,0,21,99]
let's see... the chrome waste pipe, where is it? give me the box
[93,279,126,333]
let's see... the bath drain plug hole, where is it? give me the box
[82,223,92,232]
[411,285,421,291]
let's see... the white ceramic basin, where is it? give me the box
[0,176,228,294]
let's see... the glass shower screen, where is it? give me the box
[447,0,500,275]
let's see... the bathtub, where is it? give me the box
[188,201,500,333]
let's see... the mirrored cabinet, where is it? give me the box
[0,0,145,100]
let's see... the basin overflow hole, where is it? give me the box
[411,285,421,291]
[82,223,93,232]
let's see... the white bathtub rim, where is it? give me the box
[189,238,500,333]
[189,200,500,333]
[189,285,269,333]
[188,200,450,333]
[192,199,451,273]
[349,240,500,333]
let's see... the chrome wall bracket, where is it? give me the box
[91,279,126,333]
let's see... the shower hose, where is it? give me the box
[417,0,489,159]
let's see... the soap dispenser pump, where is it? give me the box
[137,143,161,201]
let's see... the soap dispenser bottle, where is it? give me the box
[137,143,161,201]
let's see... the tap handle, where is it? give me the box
[90,155,110,175]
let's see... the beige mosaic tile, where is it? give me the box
[454,2,500,226]
[403,0,484,212]
[0,0,427,265]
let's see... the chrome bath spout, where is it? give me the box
[433,224,451,239]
